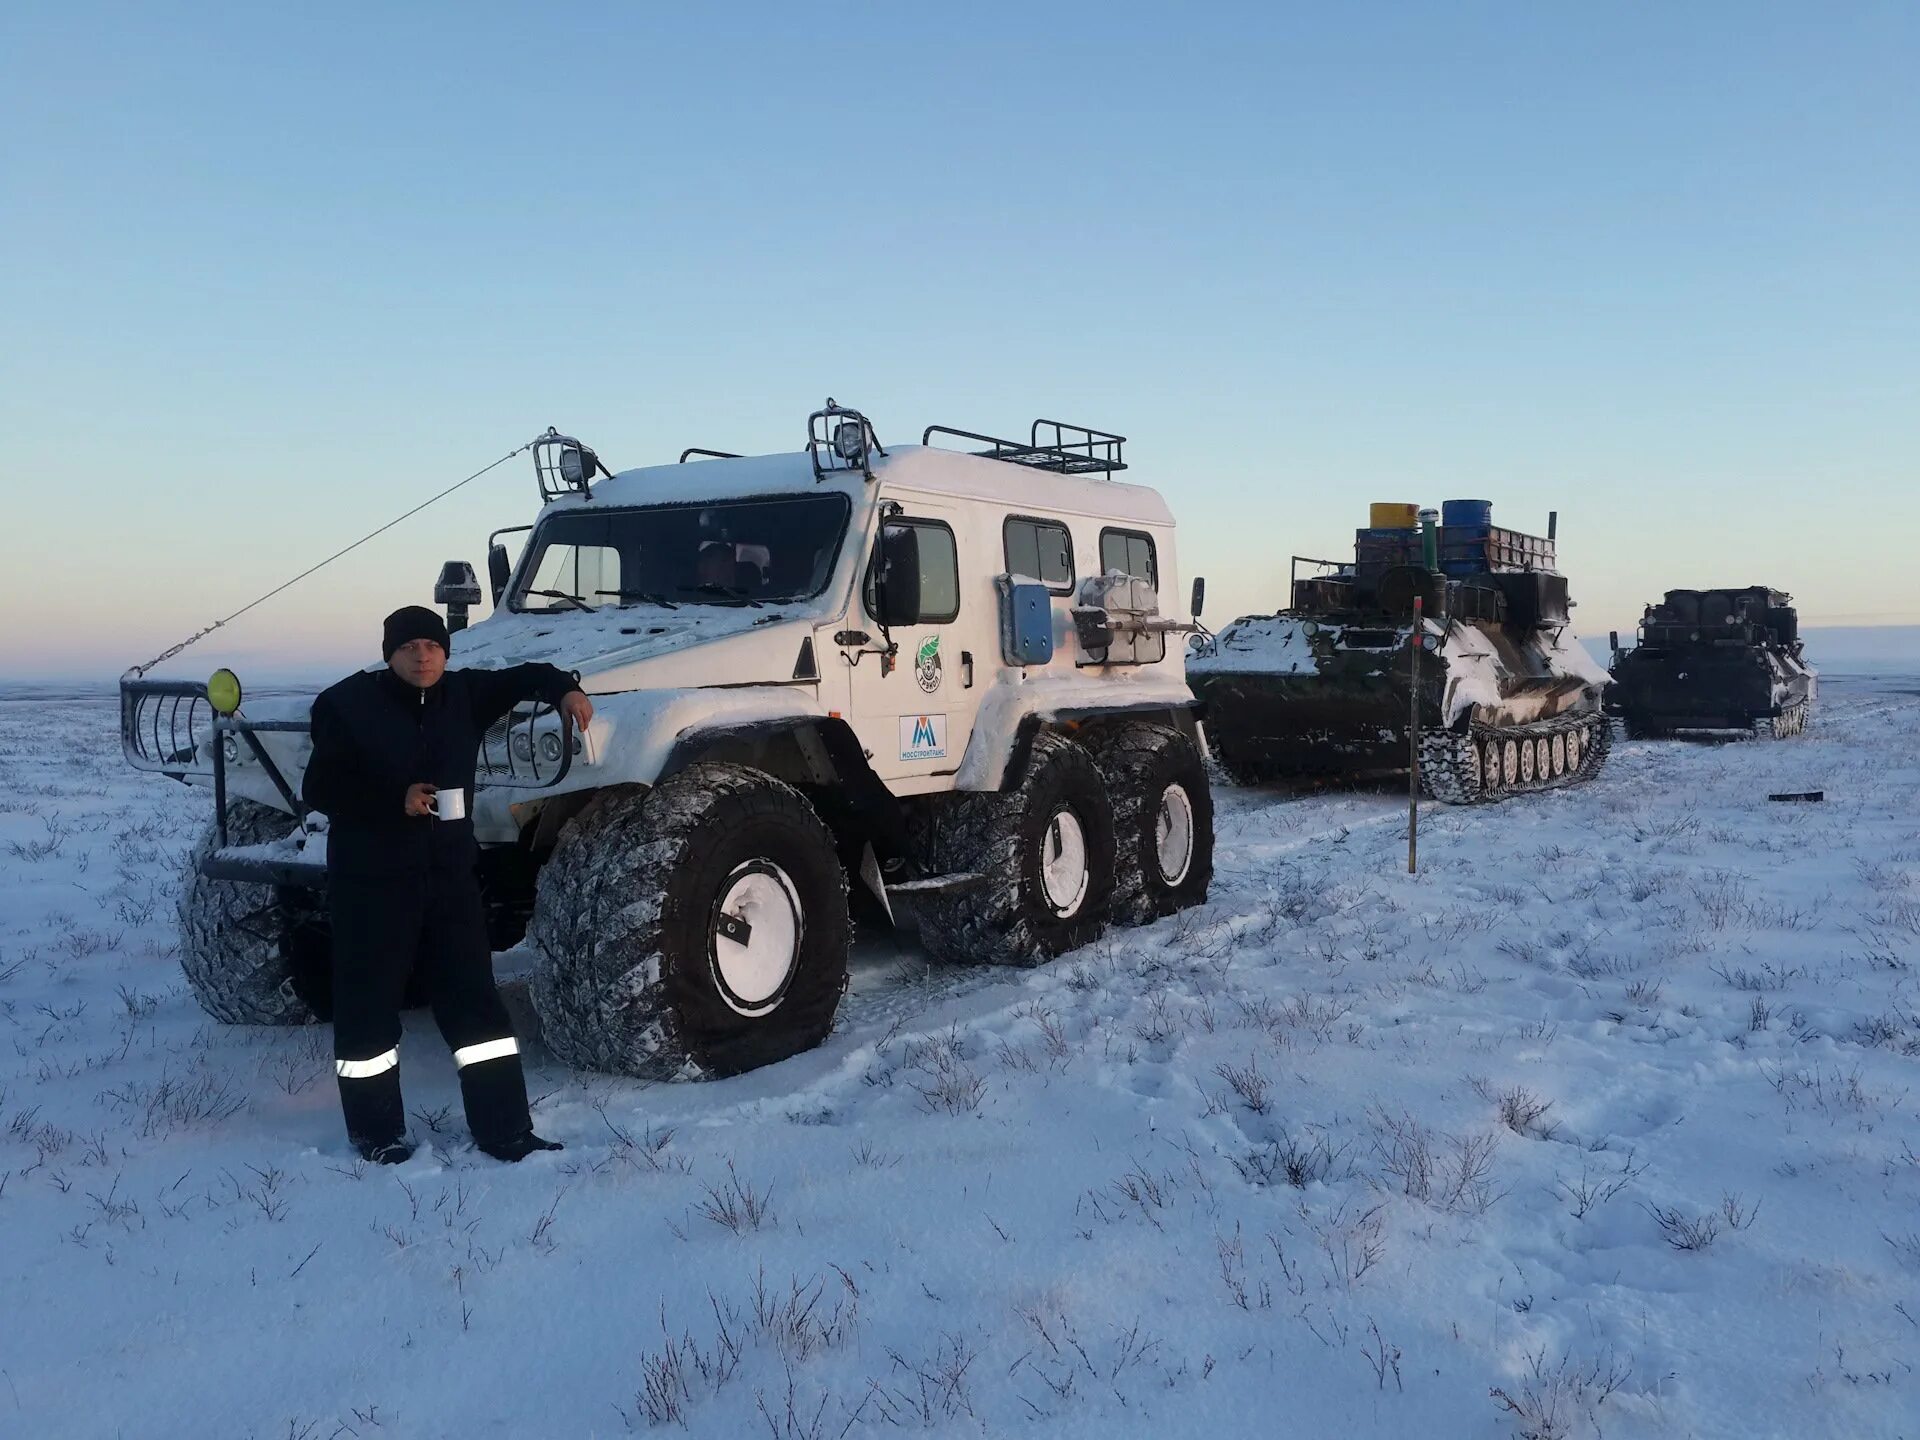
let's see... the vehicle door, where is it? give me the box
[843,505,979,788]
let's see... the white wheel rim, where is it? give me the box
[1502,740,1518,784]
[1484,740,1501,790]
[1521,741,1536,783]
[1565,729,1581,771]
[1536,737,1552,778]
[710,861,803,1017]
[1155,783,1196,887]
[1551,733,1566,776]
[1040,808,1091,918]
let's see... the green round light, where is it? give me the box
[207,668,243,716]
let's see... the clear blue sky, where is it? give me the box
[4,1,1915,680]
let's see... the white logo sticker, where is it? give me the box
[898,714,948,761]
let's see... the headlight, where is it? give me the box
[539,732,564,763]
[221,736,241,763]
[510,732,534,763]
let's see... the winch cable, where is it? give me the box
[127,435,546,677]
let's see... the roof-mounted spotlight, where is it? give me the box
[807,399,884,482]
[533,427,612,502]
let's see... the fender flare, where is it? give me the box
[657,715,867,787]
[657,715,912,856]
[994,700,1205,793]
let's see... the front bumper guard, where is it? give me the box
[121,675,578,883]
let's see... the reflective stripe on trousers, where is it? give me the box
[453,1036,518,1069]
[336,1047,400,1079]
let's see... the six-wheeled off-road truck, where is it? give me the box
[122,403,1214,1078]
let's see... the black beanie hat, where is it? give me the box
[382,605,450,661]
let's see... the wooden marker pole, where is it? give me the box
[1409,595,1422,874]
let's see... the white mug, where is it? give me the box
[430,788,467,822]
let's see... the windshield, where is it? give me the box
[511,493,853,613]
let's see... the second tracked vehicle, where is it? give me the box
[1190,500,1612,802]
[1605,587,1815,738]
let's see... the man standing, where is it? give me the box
[302,605,594,1164]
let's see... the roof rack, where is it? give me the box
[922,419,1126,475]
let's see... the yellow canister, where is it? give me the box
[1368,502,1420,529]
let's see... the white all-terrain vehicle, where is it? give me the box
[122,402,1214,1078]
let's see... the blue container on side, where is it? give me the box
[1442,498,1493,529]
[999,580,1055,666]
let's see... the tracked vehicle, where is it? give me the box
[120,402,1214,1080]
[1190,500,1611,802]
[1605,587,1815,738]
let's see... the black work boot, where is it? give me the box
[337,1057,407,1161]
[477,1132,565,1163]
[456,1043,539,1153]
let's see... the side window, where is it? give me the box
[1003,516,1075,593]
[868,520,960,624]
[1099,528,1158,587]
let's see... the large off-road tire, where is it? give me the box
[910,730,1115,966]
[527,767,851,1079]
[178,801,328,1025]
[1085,724,1214,925]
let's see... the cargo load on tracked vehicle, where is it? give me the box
[119,401,1215,1081]
[1605,586,1815,738]
[1189,499,1612,802]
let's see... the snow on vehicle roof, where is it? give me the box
[553,445,1175,528]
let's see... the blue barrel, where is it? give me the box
[1439,499,1492,575]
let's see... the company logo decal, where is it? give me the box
[898,713,948,761]
[915,635,942,694]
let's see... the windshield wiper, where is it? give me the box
[688,583,763,608]
[597,589,679,609]
[524,588,592,612]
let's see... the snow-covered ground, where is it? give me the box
[3,681,1918,1439]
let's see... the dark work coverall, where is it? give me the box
[302,663,579,1151]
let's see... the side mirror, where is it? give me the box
[1608,630,1619,653]
[873,525,923,628]
[1190,576,1206,619]
[488,544,512,606]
